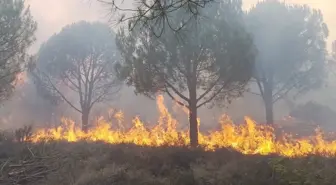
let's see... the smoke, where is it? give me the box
[0,0,335,130]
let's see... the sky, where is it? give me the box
[27,0,335,52]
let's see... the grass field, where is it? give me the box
[0,141,335,185]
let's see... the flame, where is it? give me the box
[14,71,27,86]
[30,95,336,157]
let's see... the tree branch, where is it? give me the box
[90,79,121,108]
[196,76,220,102]
[164,79,189,103]
[42,71,82,113]
[256,79,264,98]
[196,82,228,109]
[247,90,262,96]
[272,86,293,104]
[164,85,189,108]
[97,0,215,34]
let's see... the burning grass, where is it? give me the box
[2,95,336,184]
[28,116,336,157]
[26,95,336,157]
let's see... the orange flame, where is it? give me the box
[14,71,27,87]
[31,95,336,157]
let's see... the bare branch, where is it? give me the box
[272,86,294,103]
[98,0,215,35]
[196,82,229,109]
[164,86,189,108]
[90,83,121,108]
[247,91,262,96]
[164,79,189,103]
[196,77,220,102]
[40,70,82,113]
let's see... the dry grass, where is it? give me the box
[0,139,336,185]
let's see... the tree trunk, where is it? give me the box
[265,99,273,125]
[81,109,90,132]
[189,101,198,147]
[263,84,274,125]
[188,80,198,147]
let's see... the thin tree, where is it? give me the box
[0,0,37,101]
[116,0,255,147]
[246,1,328,124]
[31,21,121,132]
[329,41,336,77]
[332,41,336,60]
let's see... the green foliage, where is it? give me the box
[116,0,255,146]
[31,21,121,130]
[289,101,336,127]
[98,0,216,36]
[37,22,117,78]
[0,0,37,101]
[245,0,328,124]
[116,0,255,108]
[247,1,328,99]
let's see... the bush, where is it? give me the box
[14,125,33,142]
[290,101,336,127]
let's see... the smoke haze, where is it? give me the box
[26,0,335,53]
[0,0,335,129]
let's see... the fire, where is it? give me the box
[14,71,27,86]
[31,95,336,157]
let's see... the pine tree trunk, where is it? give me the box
[263,85,274,125]
[189,101,198,147]
[189,80,199,147]
[81,109,90,132]
[265,98,274,125]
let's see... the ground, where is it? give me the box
[0,141,335,185]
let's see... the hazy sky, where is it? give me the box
[27,0,335,52]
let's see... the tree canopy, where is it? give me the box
[97,0,215,36]
[0,0,37,101]
[116,0,255,146]
[32,21,121,131]
[246,0,328,124]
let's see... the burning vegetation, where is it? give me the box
[1,95,336,185]
[1,0,336,184]
[19,95,336,158]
